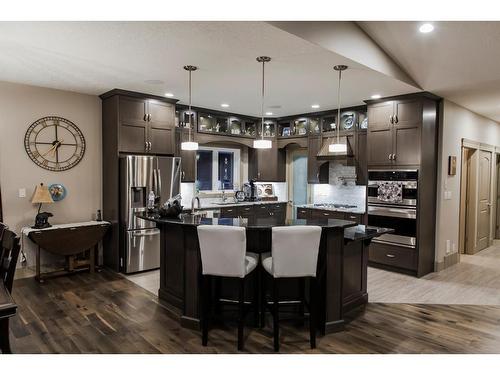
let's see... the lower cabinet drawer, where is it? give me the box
[296,208,309,219]
[369,241,417,271]
[344,213,362,223]
[220,207,239,218]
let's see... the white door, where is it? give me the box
[476,150,492,252]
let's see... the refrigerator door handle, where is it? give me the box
[156,168,162,199]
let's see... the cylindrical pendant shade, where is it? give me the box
[253,139,272,149]
[31,183,54,204]
[181,141,199,151]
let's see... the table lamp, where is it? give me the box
[31,183,54,229]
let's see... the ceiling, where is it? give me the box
[358,21,500,122]
[0,21,418,117]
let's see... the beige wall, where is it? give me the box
[435,99,500,265]
[0,81,102,266]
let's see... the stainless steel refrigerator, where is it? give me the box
[120,155,181,273]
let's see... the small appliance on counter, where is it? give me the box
[242,179,258,201]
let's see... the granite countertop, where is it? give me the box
[296,204,366,215]
[344,225,394,242]
[183,200,288,211]
[139,213,356,229]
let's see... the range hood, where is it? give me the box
[317,135,354,160]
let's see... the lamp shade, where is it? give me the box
[253,139,272,149]
[31,183,54,204]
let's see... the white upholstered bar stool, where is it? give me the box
[197,225,259,351]
[261,225,322,352]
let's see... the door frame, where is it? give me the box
[459,139,497,254]
[286,146,311,218]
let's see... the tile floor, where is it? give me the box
[368,240,500,305]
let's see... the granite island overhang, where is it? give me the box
[139,214,392,335]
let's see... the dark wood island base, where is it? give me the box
[140,214,391,335]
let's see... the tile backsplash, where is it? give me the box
[329,162,357,186]
[312,184,366,208]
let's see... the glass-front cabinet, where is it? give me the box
[322,114,336,132]
[176,109,197,130]
[309,117,321,135]
[257,119,277,137]
[278,120,293,137]
[198,113,228,134]
[293,118,308,136]
[243,119,257,137]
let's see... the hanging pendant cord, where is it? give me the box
[336,69,342,144]
[261,60,265,140]
[188,69,192,142]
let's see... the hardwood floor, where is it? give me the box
[8,269,500,353]
[369,241,500,305]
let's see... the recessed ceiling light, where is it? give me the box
[419,23,434,33]
[265,112,273,116]
[164,93,174,97]
[221,103,230,108]
[311,104,320,109]
[371,94,381,99]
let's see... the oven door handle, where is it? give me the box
[368,206,417,219]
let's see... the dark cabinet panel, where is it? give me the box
[393,126,420,166]
[367,101,393,131]
[149,126,174,155]
[394,99,422,128]
[296,208,310,220]
[248,143,285,182]
[120,124,147,153]
[355,131,367,185]
[117,96,175,155]
[220,207,239,218]
[148,100,175,129]
[369,241,417,271]
[367,98,423,167]
[307,135,329,184]
[175,129,196,182]
[120,97,147,126]
[367,129,393,166]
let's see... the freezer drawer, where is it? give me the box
[125,228,160,273]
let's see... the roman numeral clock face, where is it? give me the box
[24,116,86,172]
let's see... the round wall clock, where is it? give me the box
[24,116,86,172]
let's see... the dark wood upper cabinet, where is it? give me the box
[175,128,196,182]
[367,98,424,167]
[355,131,367,185]
[248,142,286,182]
[116,94,175,155]
[307,135,328,183]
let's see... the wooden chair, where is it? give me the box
[0,227,21,354]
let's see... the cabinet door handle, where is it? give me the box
[392,154,397,161]
[388,154,392,160]
[323,213,330,216]
[386,254,396,258]
[147,114,151,122]
[389,115,393,124]
[145,142,148,151]
[394,114,398,124]
[182,171,185,179]
[143,114,147,121]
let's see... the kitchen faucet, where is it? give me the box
[191,195,201,214]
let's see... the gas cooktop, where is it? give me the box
[313,203,358,209]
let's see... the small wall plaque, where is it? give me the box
[448,156,457,176]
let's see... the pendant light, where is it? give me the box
[329,65,348,153]
[253,56,272,149]
[181,65,199,151]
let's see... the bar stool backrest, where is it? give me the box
[271,226,322,278]
[197,225,247,278]
[1,228,20,293]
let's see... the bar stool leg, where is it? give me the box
[201,275,210,346]
[238,278,245,351]
[273,278,280,352]
[0,318,12,354]
[309,277,316,349]
[253,271,260,327]
[260,270,266,328]
[299,278,305,326]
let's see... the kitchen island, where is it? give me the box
[140,214,391,335]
